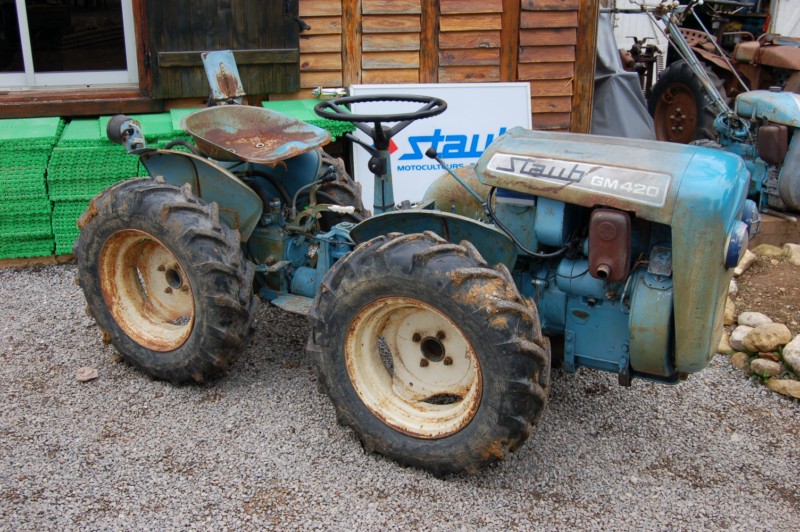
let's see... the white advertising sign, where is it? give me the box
[348,83,532,211]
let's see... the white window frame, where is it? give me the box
[0,0,139,90]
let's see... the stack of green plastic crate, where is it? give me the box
[48,113,194,254]
[0,117,62,259]
[48,118,138,254]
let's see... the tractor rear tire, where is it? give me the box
[649,60,727,143]
[316,152,369,230]
[308,231,550,475]
[74,178,258,383]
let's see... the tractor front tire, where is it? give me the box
[308,231,550,475]
[649,60,726,143]
[74,178,258,383]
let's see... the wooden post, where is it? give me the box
[571,0,599,133]
[343,0,362,86]
[420,0,440,83]
[500,0,520,82]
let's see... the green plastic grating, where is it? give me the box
[47,146,138,182]
[0,236,54,259]
[170,108,200,132]
[57,119,113,148]
[99,112,183,141]
[0,218,52,239]
[0,169,48,200]
[0,117,62,143]
[0,149,52,170]
[52,199,89,229]
[52,199,90,256]
[49,176,134,202]
[55,239,77,256]
[0,186,49,202]
[0,198,52,217]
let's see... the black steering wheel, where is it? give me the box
[314,94,446,150]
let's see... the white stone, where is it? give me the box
[782,335,800,375]
[729,325,753,352]
[750,358,782,377]
[730,352,751,373]
[718,329,732,353]
[728,279,738,298]
[743,323,793,353]
[751,244,785,258]
[784,243,800,266]
[734,249,756,276]
[766,378,800,399]
[724,298,736,326]
[737,311,772,327]
[76,367,99,382]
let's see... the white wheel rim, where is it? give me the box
[345,297,482,439]
[99,229,195,351]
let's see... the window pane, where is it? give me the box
[26,0,126,73]
[1,1,24,72]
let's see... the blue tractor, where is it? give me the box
[74,70,758,475]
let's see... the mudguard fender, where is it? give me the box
[350,209,517,268]
[140,150,263,241]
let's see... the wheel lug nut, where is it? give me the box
[436,331,445,340]
[412,333,421,342]
[164,287,173,294]
[157,265,166,271]
[180,285,189,292]
[443,356,453,366]
[420,359,429,368]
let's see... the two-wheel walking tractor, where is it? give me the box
[74,89,758,475]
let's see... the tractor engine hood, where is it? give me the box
[475,128,748,226]
[735,90,800,127]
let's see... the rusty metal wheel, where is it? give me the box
[74,178,258,383]
[345,297,482,439]
[649,60,726,143]
[309,231,550,475]
[98,229,195,351]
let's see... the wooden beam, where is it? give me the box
[343,0,362,86]
[300,0,343,16]
[0,89,163,118]
[440,14,502,32]
[132,0,152,98]
[363,15,421,33]
[500,0,521,82]
[521,0,580,9]
[362,0,421,15]
[571,0,599,133]
[157,49,298,68]
[442,0,503,13]
[420,0,439,83]
[439,31,501,49]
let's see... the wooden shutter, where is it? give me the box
[146,0,300,99]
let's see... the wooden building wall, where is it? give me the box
[287,0,598,133]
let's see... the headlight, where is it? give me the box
[741,199,760,238]
[724,221,749,270]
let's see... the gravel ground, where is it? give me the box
[1,264,798,530]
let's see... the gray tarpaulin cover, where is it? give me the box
[591,13,656,139]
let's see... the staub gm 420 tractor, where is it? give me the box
[74,56,758,474]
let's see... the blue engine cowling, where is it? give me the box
[475,128,752,381]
